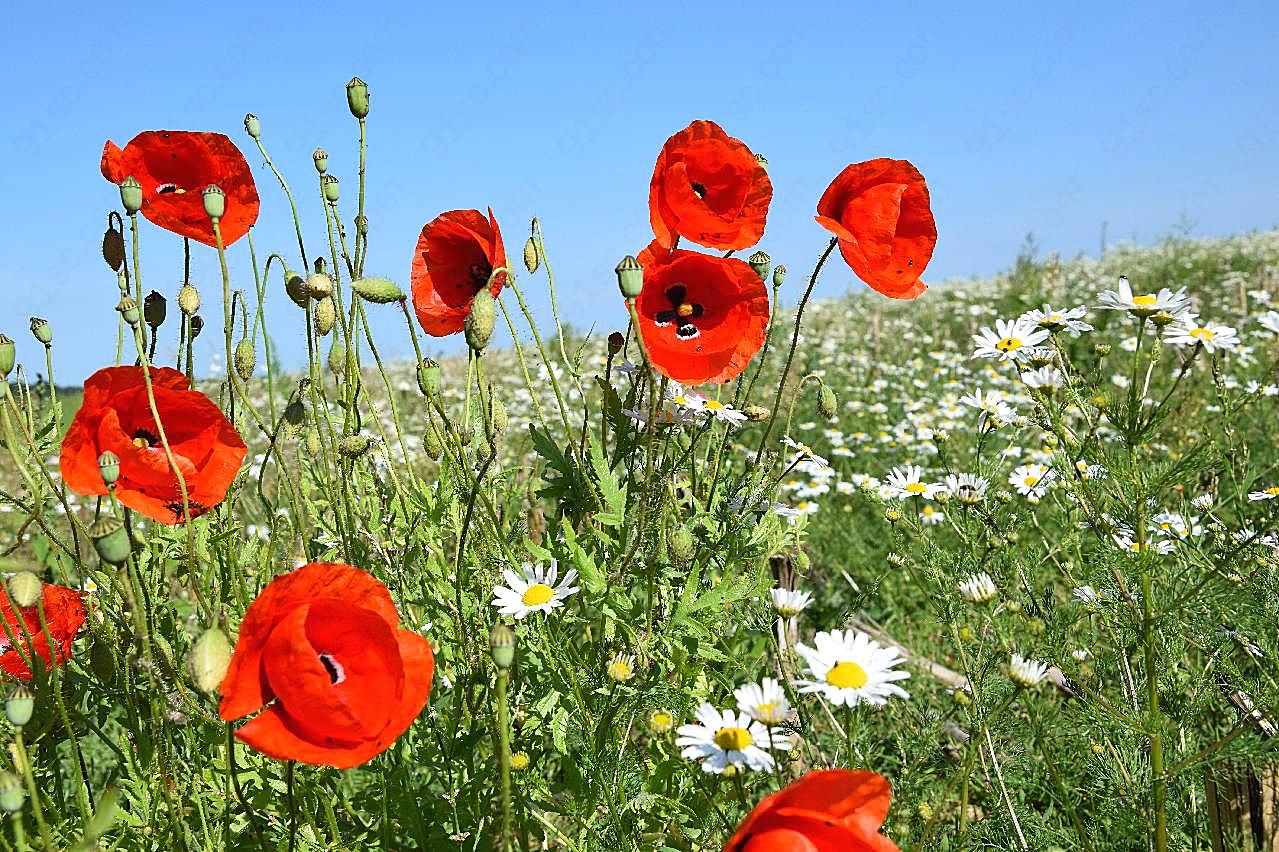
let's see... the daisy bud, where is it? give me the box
[327,340,346,376]
[314,296,337,336]
[522,237,540,274]
[306,272,334,299]
[352,276,404,304]
[510,751,530,771]
[285,270,309,308]
[6,572,41,608]
[666,528,695,565]
[772,264,787,288]
[489,623,516,670]
[189,315,204,340]
[995,490,1013,504]
[355,215,368,236]
[28,317,51,346]
[1093,343,1111,356]
[338,435,372,459]
[116,296,140,328]
[0,771,23,813]
[346,76,370,118]
[312,148,329,174]
[322,174,340,203]
[952,688,972,707]
[188,627,232,693]
[0,334,14,380]
[102,223,125,271]
[5,685,33,728]
[416,358,441,397]
[1152,310,1177,328]
[233,338,256,381]
[464,289,497,352]
[607,331,624,355]
[722,765,739,779]
[177,284,201,316]
[201,184,225,220]
[743,404,769,422]
[97,451,120,487]
[958,626,973,641]
[884,508,902,523]
[422,426,442,460]
[89,517,132,565]
[615,255,643,299]
[143,290,167,328]
[119,176,143,214]
[748,250,771,281]
[917,802,934,821]
[243,113,261,140]
[817,384,837,420]
[648,709,674,735]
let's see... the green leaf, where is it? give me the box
[588,437,627,527]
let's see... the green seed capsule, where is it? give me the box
[321,174,340,203]
[201,184,225,220]
[119,176,143,214]
[116,296,140,328]
[5,685,33,728]
[464,289,496,352]
[243,113,261,139]
[352,277,403,304]
[0,771,24,813]
[0,334,14,379]
[189,628,232,693]
[89,518,132,565]
[748,250,771,282]
[312,148,328,174]
[772,264,787,288]
[489,623,516,670]
[97,451,120,487]
[6,572,42,608]
[615,255,643,299]
[28,317,51,346]
[233,339,256,381]
[346,77,370,118]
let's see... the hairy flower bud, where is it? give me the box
[422,426,442,460]
[615,255,643,299]
[177,284,200,316]
[743,404,769,422]
[0,771,23,813]
[119,176,143,214]
[667,528,695,565]
[346,76,370,118]
[327,340,346,376]
[523,237,539,274]
[487,393,507,444]
[314,296,337,336]
[233,338,256,381]
[89,639,115,684]
[748,250,772,282]
[489,623,516,670]
[201,184,225,220]
[6,572,42,608]
[305,272,333,300]
[818,384,837,420]
[0,334,12,379]
[351,276,403,304]
[189,628,232,693]
[338,434,372,459]
[465,289,497,352]
[97,451,120,487]
[243,113,261,140]
[144,290,167,328]
[28,317,51,346]
[416,358,441,397]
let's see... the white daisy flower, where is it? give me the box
[1164,320,1238,353]
[1009,463,1052,498]
[958,572,998,604]
[919,504,945,526]
[770,587,813,618]
[666,384,706,412]
[1020,366,1062,389]
[944,473,989,505]
[1020,304,1093,336]
[795,629,911,707]
[971,318,1050,362]
[1112,534,1176,555]
[701,399,748,425]
[1009,654,1050,688]
[1095,276,1191,319]
[1247,486,1279,502]
[883,464,944,500]
[1191,493,1214,510]
[1257,311,1279,335]
[733,677,791,725]
[490,560,580,620]
[957,389,1015,429]
[675,703,783,774]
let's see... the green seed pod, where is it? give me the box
[233,338,256,381]
[102,223,125,271]
[321,174,340,203]
[615,255,643,299]
[305,272,333,300]
[416,358,441,397]
[607,331,624,355]
[748,250,772,281]
[422,426,442,460]
[346,76,370,118]
[772,264,787,288]
[5,685,33,728]
[116,296,140,328]
[818,384,837,420]
[0,334,13,379]
[464,289,497,352]
[666,528,695,565]
[143,290,167,328]
[188,627,232,693]
[285,270,309,308]
[338,434,372,459]
[312,148,328,174]
[743,404,769,422]
[327,340,346,376]
[201,184,225,220]
[88,638,115,684]
[177,284,200,316]
[489,623,516,670]
[89,518,132,565]
[119,176,143,214]
[28,317,51,346]
[314,296,336,336]
[352,276,403,304]
[6,572,42,608]
[523,237,539,274]
[0,771,24,813]
[97,451,120,487]
[243,113,261,140]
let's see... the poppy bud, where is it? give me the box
[188,627,232,693]
[327,340,346,376]
[97,451,120,487]
[201,184,225,221]
[243,113,261,140]
[303,429,322,458]
[346,76,371,118]
[102,224,125,271]
[284,395,306,427]
[355,215,369,236]
[667,528,695,565]
[314,296,337,336]
[116,270,128,295]
[89,639,115,684]
[0,334,12,379]
[607,331,624,355]
[28,317,51,346]
[189,315,204,340]
[177,284,200,316]
[487,393,507,443]
[322,174,340,203]
[0,771,23,813]
[489,623,516,670]
[116,296,140,328]
[352,276,403,304]
[143,290,167,328]
[284,270,308,308]
[305,272,333,300]
[119,176,143,214]
[338,434,372,458]
[6,572,41,608]
[748,250,772,282]
[422,426,442,460]
[464,289,496,352]
[743,404,769,422]
[89,517,132,565]
[615,255,643,299]
[416,358,441,397]
[818,384,838,420]
[234,338,256,380]
[312,148,329,174]
[772,264,787,288]
[5,685,33,728]
[523,237,540,274]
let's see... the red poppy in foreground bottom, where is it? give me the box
[219,563,434,769]
[726,769,899,852]
[0,584,86,681]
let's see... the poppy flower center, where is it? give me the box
[690,181,707,199]
[132,428,160,449]
[826,661,869,690]
[317,652,346,685]
[654,285,704,341]
[468,261,493,291]
[713,726,753,751]
[155,182,186,195]
[521,583,554,606]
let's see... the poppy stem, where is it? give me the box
[251,136,308,269]
[494,667,514,852]
[286,761,297,852]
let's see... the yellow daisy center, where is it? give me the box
[521,583,554,606]
[904,482,928,495]
[510,752,529,771]
[650,711,673,731]
[704,400,723,410]
[826,661,869,690]
[714,726,754,751]
[1132,294,1158,306]
[1189,327,1214,340]
[607,661,632,681]
[995,337,1022,352]
[1024,476,1040,487]
[1267,487,1279,496]
[677,302,695,317]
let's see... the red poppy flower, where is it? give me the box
[634,242,769,385]
[100,130,260,247]
[649,120,772,251]
[0,584,86,681]
[726,769,899,852]
[410,208,507,337]
[219,563,434,769]
[59,366,247,525]
[816,159,936,300]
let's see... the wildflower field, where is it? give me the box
[0,78,1276,851]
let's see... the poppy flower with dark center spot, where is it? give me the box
[219,563,434,769]
[816,159,936,300]
[726,769,899,852]
[59,366,246,525]
[410,208,507,336]
[635,242,769,385]
[0,584,86,681]
[100,130,260,247]
[649,120,772,252]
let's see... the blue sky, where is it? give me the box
[3,1,1277,382]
